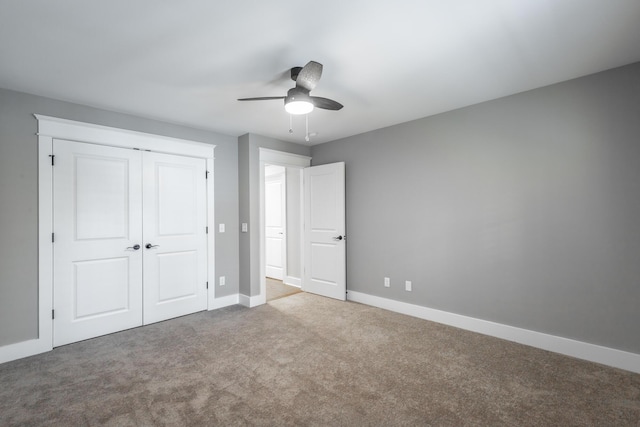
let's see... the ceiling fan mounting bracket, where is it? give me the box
[290,66,303,82]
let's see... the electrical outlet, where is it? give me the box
[405,280,412,291]
[384,277,390,287]
[219,276,226,286]
[219,223,225,233]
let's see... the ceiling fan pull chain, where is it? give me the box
[289,114,293,134]
[305,114,310,142]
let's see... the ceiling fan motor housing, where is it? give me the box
[286,87,310,102]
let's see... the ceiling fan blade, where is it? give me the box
[296,61,323,91]
[310,96,343,111]
[237,96,285,101]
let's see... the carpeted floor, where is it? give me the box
[1,292,639,426]
[266,277,302,301]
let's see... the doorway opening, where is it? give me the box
[259,149,311,305]
[258,148,346,304]
[264,163,303,302]
[266,278,302,302]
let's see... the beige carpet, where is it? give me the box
[266,277,302,301]
[1,292,639,426]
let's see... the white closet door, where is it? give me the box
[53,140,143,347]
[142,152,208,324]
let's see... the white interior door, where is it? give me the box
[53,140,143,346]
[142,152,208,324]
[265,169,286,280]
[303,162,346,300]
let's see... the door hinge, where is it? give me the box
[49,154,55,166]
[52,233,55,243]
[206,170,209,179]
[206,226,209,234]
[206,281,209,289]
[52,309,55,320]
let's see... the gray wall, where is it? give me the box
[238,134,310,297]
[0,88,239,347]
[311,62,640,354]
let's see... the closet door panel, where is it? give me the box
[142,152,208,324]
[53,140,143,346]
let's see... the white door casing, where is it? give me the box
[265,168,286,280]
[53,140,143,346]
[142,152,208,324]
[303,162,346,301]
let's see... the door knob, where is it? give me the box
[126,244,141,250]
[333,235,344,241]
[145,243,160,249]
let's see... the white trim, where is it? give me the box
[347,291,640,374]
[284,276,302,288]
[0,115,217,365]
[209,294,240,310]
[259,148,311,167]
[37,136,54,349]
[258,149,311,306]
[34,114,213,158]
[206,157,217,310]
[0,339,51,365]
[239,294,263,308]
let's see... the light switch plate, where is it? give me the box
[219,223,225,233]
[241,223,248,232]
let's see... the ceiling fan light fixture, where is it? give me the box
[285,90,314,115]
[285,100,314,115]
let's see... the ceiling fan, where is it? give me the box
[238,61,343,115]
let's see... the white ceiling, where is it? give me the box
[1,1,640,145]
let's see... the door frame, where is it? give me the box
[258,148,310,305]
[36,115,216,354]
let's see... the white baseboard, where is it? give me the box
[0,337,51,365]
[239,293,266,308]
[284,276,301,288]
[209,294,239,310]
[347,291,640,374]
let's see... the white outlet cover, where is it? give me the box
[384,277,390,287]
[219,223,225,233]
[241,223,248,232]
[405,281,412,291]
[219,276,226,286]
